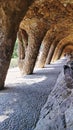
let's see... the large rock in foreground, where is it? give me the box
[64,64,73,89]
[34,69,73,130]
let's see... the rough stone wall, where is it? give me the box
[34,66,73,130]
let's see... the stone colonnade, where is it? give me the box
[0,0,73,89]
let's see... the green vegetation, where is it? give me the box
[12,39,18,58]
[10,58,18,68]
[10,39,18,68]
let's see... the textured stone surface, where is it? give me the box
[34,60,73,130]
[19,0,70,70]
[0,0,34,88]
[64,60,73,88]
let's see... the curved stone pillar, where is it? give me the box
[51,43,63,63]
[21,22,47,75]
[20,29,28,53]
[18,30,25,60]
[56,45,66,60]
[37,29,56,68]
[22,35,41,75]
[46,39,59,64]
[17,29,28,71]
[37,43,51,68]
[52,45,64,62]
[0,31,16,89]
[46,44,55,64]
[0,0,34,89]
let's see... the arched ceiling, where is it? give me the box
[18,0,73,66]
[51,34,73,61]
[20,0,69,31]
[19,0,73,43]
[61,44,73,57]
[54,34,73,50]
[61,0,73,4]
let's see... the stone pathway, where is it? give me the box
[0,58,66,130]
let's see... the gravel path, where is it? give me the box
[0,58,66,130]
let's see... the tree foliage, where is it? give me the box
[12,39,18,58]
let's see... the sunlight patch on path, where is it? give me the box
[0,115,9,123]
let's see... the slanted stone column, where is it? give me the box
[37,43,51,68]
[20,29,28,56]
[51,44,61,63]
[46,44,55,64]
[18,29,28,71]
[22,34,41,75]
[0,29,16,89]
[46,39,59,64]
[56,48,63,60]
[37,29,56,68]
[22,22,47,75]
[18,30,25,60]
[0,0,34,89]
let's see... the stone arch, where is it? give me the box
[45,31,69,64]
[57,42,73,60]
[60,44,73,58]
[45,15,73,64]
[51,34,73,63]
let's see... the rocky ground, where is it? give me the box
[0,58,66,130]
